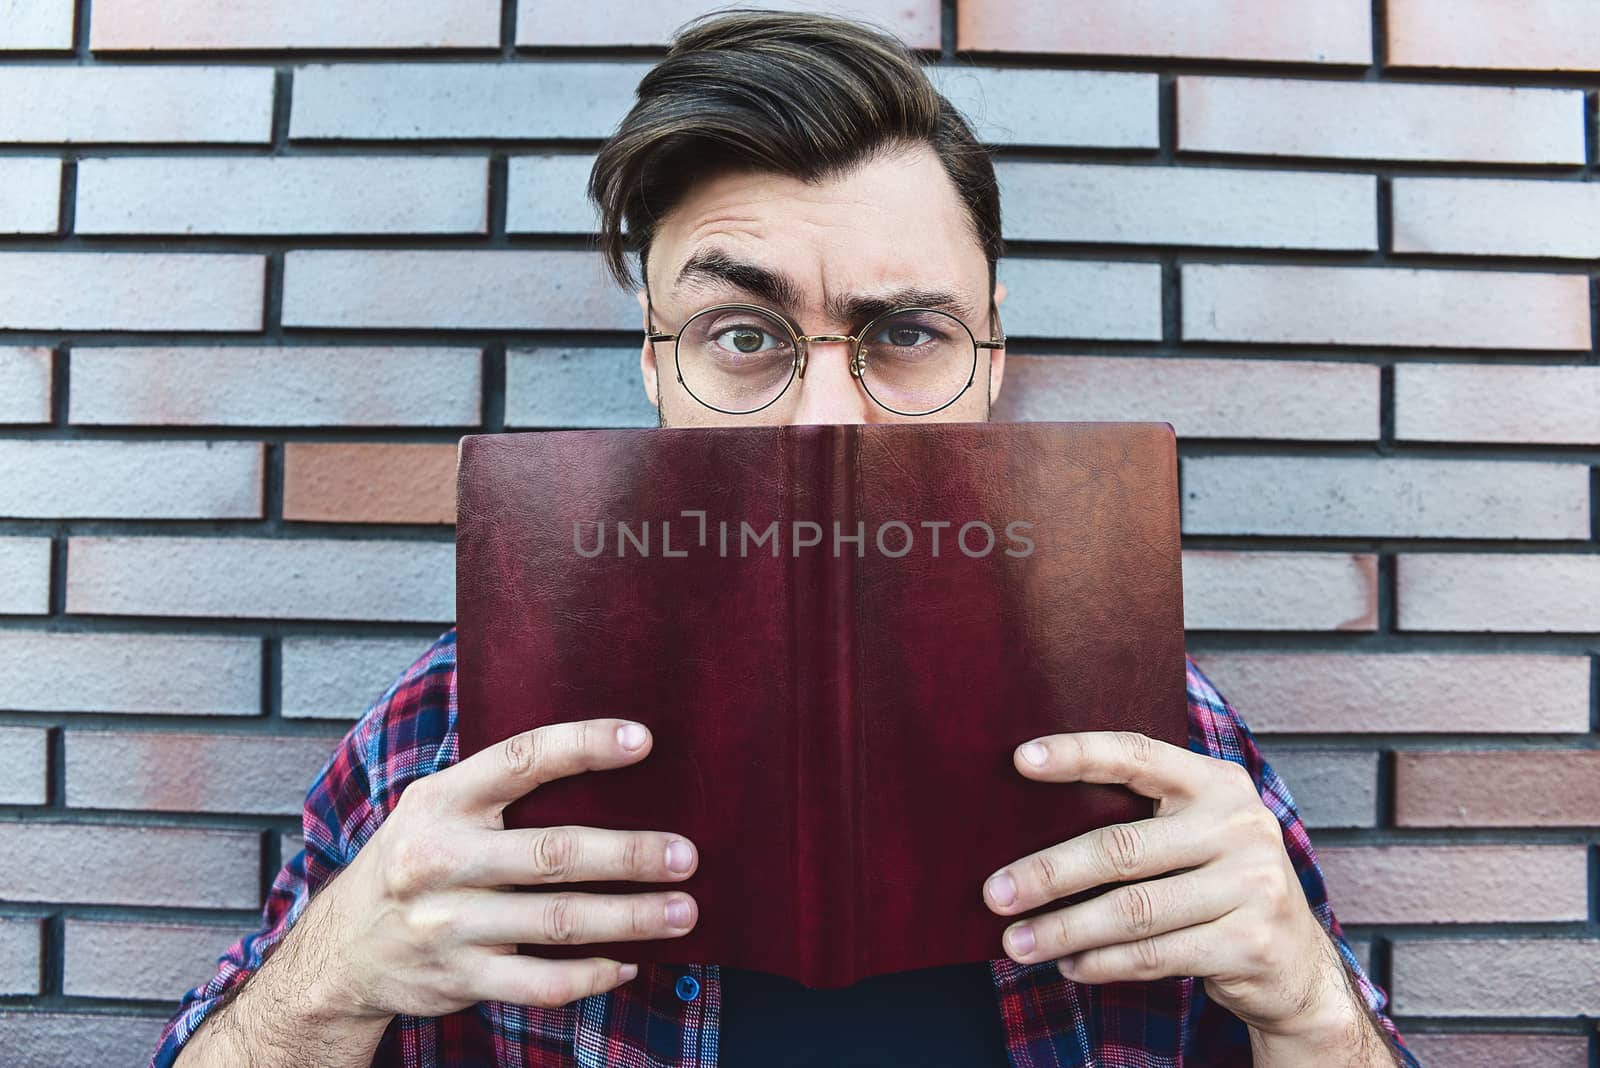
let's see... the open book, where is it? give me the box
[455,421,1186,988]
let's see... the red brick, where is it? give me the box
[1182,551,1377,632]
[0,822,258,908]
[1392,940,1600,1016]
[1402,1033,1588,1068]
[958,0,1371,63]
[0,1012,166,1068]
[1317,845,1586,924]
[65,730,341,815]
[986,355,1379,440]
[91,0,501,50]
[1387,0,1600,71]
[1395,363,1600,445]
[521,0,940,49]
[63,918,250,1001]
[1191,653,1590,733]
[69,346,481,427]
[1397,750,1600,827]
[283,443,457,525]
[1398,553,1600,632]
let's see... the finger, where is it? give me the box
[446,888,698,946]
[461,825,698,887]
[985,810,1213,914]
[444,718,653,815]
[998,865,1239,966]
[1056,924,1213,986]
[1013,730,1217,803]
[468,953,641,1009]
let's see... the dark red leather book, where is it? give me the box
[455,420,1186,989]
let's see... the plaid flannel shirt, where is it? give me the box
[149,626,1420,1067]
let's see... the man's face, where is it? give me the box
[638,142,1006,426]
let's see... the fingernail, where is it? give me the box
[665,839,693,874]
[1057,957,1075,977]
[1019,741,1047,766]
[619,963,639,981]
[617,723,648,750]
[985,871,1016,908]
[1007,924,1035,956]
[666,898,692,928]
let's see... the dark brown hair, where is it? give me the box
[587,8,1004,296]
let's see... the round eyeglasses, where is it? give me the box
[646,301,1005,417]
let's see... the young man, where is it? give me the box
[153,11,1419,1067]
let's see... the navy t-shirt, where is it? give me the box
[716,960,1012,1066]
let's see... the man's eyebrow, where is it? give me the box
[671,248,978,326]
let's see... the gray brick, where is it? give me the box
[0,727,49,805]
[1398,553,1600,633]
[1182,264,1590,350]
[1179,76,1586,164]
[281,635,439,719]
[1393,940,1600,1016]
[290,62,648,140]
[0,158,59,233]
[91,0,501,50]
[0,631,260,715]
[1395,363,1600,446]
[76,156,489,235]
[0,538,51,615]
[64,918,245,1002]
[1182,456,1591,539]
[1,0,75,50]
[70,347,482,427]
[0,348,52,424]
[0,253,264,331]
[0,918,42,995]
[281,250,637,330]
[505,347,657,429]
[1256,747,1379,828]
[0,1011,167,1068]
[998,163,1375,249]
[516,0,940,49]
[0,66,274,143]
[66,536,455,622]
[506,154,601,234]
[997,259,1162,341]
[1184,551,1377,632]
[995,355,1378,440]
[1393,176,1600,259]
[0,440,263,519]
[928,68,1158,148]
[0,822,259,908]
[66,730,340,815]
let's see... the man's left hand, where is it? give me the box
[981,730,1356,1040]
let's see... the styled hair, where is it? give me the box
[587,8,1003,297]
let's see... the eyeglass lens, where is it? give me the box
[674,306,978,416]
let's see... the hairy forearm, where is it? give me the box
[1249,937,1404,1068]
[174,876,391,1068]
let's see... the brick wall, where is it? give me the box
[0,1,1596,1064]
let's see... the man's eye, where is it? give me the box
[713,326,780,354]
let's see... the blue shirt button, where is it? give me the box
[675,973,701,1002]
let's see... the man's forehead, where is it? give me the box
[667,246,980,325]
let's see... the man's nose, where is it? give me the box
[787,338,876,425]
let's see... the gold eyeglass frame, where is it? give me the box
[646,299,1006,417]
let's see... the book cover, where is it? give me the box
[455,420,1186,988]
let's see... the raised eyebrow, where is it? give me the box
[672,250,804,310]
[834,290,976,324]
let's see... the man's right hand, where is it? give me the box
[175,719,697,1066]
[315,717,699,1018]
